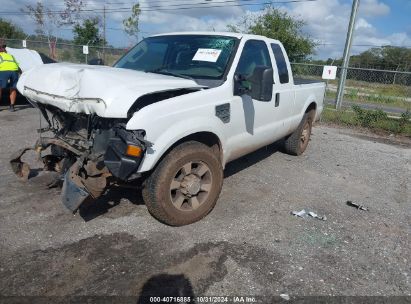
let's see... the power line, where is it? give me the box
[46,0,295,7]
[0,0,318,15]
[105,0,268,5]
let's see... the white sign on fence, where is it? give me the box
[322,65,337,80]
[82,45,89,55]
[22,40,27,48]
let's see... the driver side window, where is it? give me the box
[236,40,272,77]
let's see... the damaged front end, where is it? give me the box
[11,103,149,212]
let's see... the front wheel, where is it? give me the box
[142,141,223,226]
[284,110,314,156]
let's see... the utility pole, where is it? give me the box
[103,5,106,64]
[335,0,360,109]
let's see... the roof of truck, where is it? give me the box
[151,31,281,44]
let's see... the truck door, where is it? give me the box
[227,39,289,161]
[270,43,294,134]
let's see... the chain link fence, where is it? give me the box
[5,38,127,66]
[291,63,411,112]
[4,38,411,112]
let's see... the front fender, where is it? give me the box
[128,115,227,173]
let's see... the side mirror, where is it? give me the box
[234,66,274,101]
[248,66,274,101]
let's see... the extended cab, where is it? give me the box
[12,32,325,226]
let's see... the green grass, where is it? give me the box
[321,106,411,137]
[321,78,410,97]
[325,90,411,110]
[295,71,411,109]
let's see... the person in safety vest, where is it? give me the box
[0,40,20,112]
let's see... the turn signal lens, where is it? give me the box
[126,145,143,157]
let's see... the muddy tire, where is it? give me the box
[284,110,315,156]
[142,141,223,226]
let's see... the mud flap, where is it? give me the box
[61,170,90,213]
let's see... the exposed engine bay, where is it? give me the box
[10,103,150,212]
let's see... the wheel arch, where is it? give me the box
[139,129,225,174]
[163,131,223,162]
[304,101,317,120]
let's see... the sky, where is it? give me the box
[2,0,411,59]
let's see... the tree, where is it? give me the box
[73,18,102,46]
[350,46,411,71]
[22,1,57,37]
[73,18,103,61]
[0,18,26,39]
[23,0,86,37]
[59,0,85,26]
[228,7,316,61]
[123,3,141,42]
[21,2,60,59]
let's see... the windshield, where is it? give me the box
[114,35,238,80]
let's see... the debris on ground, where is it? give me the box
[308,211,327,221]
[346,200,369,211]
[292,209,308,218]
[291,209,326,221]
[280,294,290,301]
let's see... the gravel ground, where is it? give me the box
[0,106,410,301]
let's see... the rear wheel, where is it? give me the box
[284,110,314,156]
[142,141,223,226]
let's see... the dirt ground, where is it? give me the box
[0,106,410,302]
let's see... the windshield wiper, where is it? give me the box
[145,68,195,81]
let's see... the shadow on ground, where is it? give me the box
[0,233,284,297]
[137,274,195,304]
[224,141,283,178]
[79,186,146,221]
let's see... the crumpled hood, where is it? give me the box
[17,63,203,118]
[6,47,44,72]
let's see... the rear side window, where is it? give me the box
[271,44,289,84]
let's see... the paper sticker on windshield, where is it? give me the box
[192,49,222,62]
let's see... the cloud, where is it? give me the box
[137,0,245,32]
[386,32,411,46]
[3,0,410,59]
[355,18,373,31]
[360,0,390,17]
[283,0,409,58]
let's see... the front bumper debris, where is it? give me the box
[61,160,111,213]
[10,122,148,213]
[9,137,82,181]
[10,148,36,180]
[61,166,90,212]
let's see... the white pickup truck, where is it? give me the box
[12,32,325,226]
